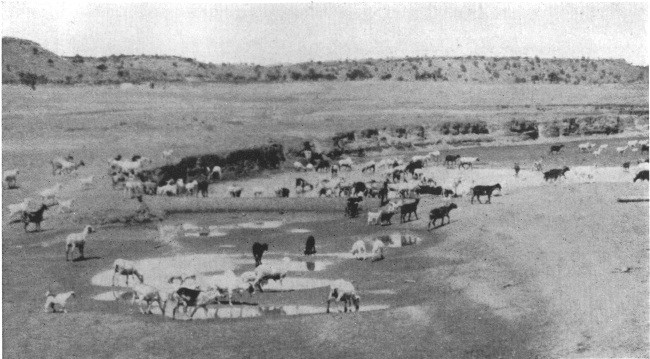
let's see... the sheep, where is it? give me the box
[578,143,592,152]
[304,163,315,172]
[304,235,316,255]
[185,180,198,196]
[128,283,166,314]
[175,178,186,195]
[599,144,609,150]
[109,157,147,173]
[226,185,243,197]
[543,167,570,182]
[616,145,629,154]
[44,291,75,313]
[162,149,174,163]
[628,140,639,148]
[326,279,360,314]
[361,161,376,173]
[124,178,144,197]
[252,242,269,267]
[171,287,222,319]
[633,170,649,182]
[293,161,306,171]
[350,240,367,259]
[339,157,354,170]
[40,183,62,200]
[112,259,144,286]
[65,225,94,261]
[367,211,381,225]
[444,155,461,166]
[8,198,32,218]
[400,198,420,223]
[471,184,502,204]
[549,145,564,154]
[427,203,458,230]
[3,169,19,189]
[252,264,288,292]
[51,158,85,175]
[22,204,51,232]
[458,157,479,169]
[275,187,290,197]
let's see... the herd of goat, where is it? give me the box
[4,138,649,317]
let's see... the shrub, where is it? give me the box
[380,73,392,80]
[505,119,539,139]
[96,64,108,71]
[460,64,467,72]
[72,55,84,64]
[346,67,373,80]
[18,72,47,90]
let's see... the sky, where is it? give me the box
[1,1,648,66]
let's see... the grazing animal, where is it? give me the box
[633,170,649,182]
[184,180,198,196]
[22,204,50,232]
[112,259,144,286]
[641,144,649,152]
[252,242,269,267]
[428,150,441,162]
[171,287,221,319]
[65,225,94,261]
[549,145,564,154]
[3,169,19,189]
[533,160,543,172]
[304,235,316,255]
[350,240,367,259]
[40,183,63,200]
[339,157,354,170]
[514,163,520,177]
[616,145,629,154]
[252,186,264,197]
[8,198,32,218]
[543,167,570,182]
[379,208,397,225]
[361,161,376,173]
[204,271,255,306]
[427,203,458,230]
[129,283,165,314]
[315,160,330,172]
[458,157,479,170]
[331,164,339,177]
[196,178,209,197]
[628,140,639,148]
[593,148,603,157]
[623,162,631,171]
[44,291,75,313]
[51,158,85,175]
[295,178,314,192]
[252,264,288,292]
[400,198,420,223]
[293,161,306,171]
[578,143,591,152]
[444,155,461,166]
[371,238,386,260]
[367,210,381,225]
[326,280,360,314]
[471,184,502,204]
[227,185,243,198]
[275,187,290,197]
[405,160,424,174]
[319,187,333,197]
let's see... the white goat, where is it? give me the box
[371,238,386,260]
[339,157,354,170]
[252,265,287,292]
[185,180,198,195]
[3,169,19,188]
[205,270,254,305]
[40,183,62,200]
[129,283,165,314]
[616,145,629,154]
[44,291,76,313]
[326,279,360,314]
[112,259,144,286]
[227,185,243,197]
[8,198,32,218]
[157,183,177,196]
[350,239,367,259]
[428,150,441,162]
[599,144,609,150]
[293,161,306,171]
[458,157,479,169]
[109,157,147,173]
[367,211,381,225]
[208,166,222,180]
[65,225,94,261]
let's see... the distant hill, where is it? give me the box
[3,36,648,86]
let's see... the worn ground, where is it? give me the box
[2,82,648,358]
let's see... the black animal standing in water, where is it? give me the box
[252,242,269,267]
[304,235,316,255]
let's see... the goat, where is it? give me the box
[79,175,94,188]
[8,198,32,218]
[65,225,94,261]
[196,178,209,197]
[544,167,570,182]
[350,240,367,259]
[304,235,316,255]
[252,186,264,197]
[444,155,461,166]
[458,157,479,169]
[162,149,174,163]
[3,169,19,189]
[578,143,592,152]
[275,187,290,197]
[628,140,639,148]
[379,207,398,226]
[616,145,629,154]
[57,199,73,213]
[204,271,255,306]
[549,145,564,154]
[157,183,177,196]
[641,144,649,152]
[227,185,243,198]
[44,291,75,313]
[428,150,441,162]
[339,157,354,170]
[252,264,288,293]
[367,210,381,225]
[185,180,198,196]
[533,160,543,172]
[471,184,502,204]
[623,162,631,171]
[40,183,62,200]
[315,160,330,172]
[633,170,649,182]
[361,161,376,173]
[428,203,458,230]
[252,242,269,267]
[326,280,360,314]
[593,148,603,157]
[293,161,306,171]
[400,198,420,223]
[171,287,221,319]
[112,259,144,286]
[129,283,165,314]
[22,204,50,232]
[371,238,386,260]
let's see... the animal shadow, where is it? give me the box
[72,256,102,262]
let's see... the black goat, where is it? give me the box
[400,198,420,223]
[252,242,269,267]
[22,204,50,232]
[352,182,367,196]
[549,144,565,154]
[405,160,424,175]
[276,187,290,197]
[196,178,209,197]
[427,203,458,230]
[623,162,631,171]
[315,160,330,172]
[471,184,502,204]
[380,210,396,226]
[641,144,649,152]
[304,235,316,255]
[295,178,314,192]
[543,167,570,181]
[445,155,461,166]
[633,170,649,182]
